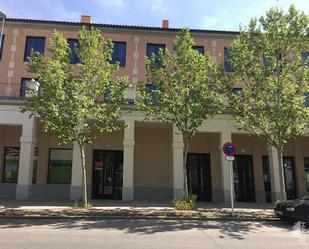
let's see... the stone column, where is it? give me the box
[16,118,36,200]
[220,131,232,202]
[172,125,184,199]
[122,117,135,201]
[268,144,284,201]
[70,142,83,200]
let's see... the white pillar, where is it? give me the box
[122,118,135,201]
[70,142,83,200]
[16,118,36,200]
[172,125,184,199]
[220,131,232,202]
[268,144,284,201]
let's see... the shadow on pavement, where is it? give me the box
[0,218,294,240]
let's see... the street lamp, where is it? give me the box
[0,11,6,55]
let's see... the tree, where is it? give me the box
[23,27,128,206]
[136,29,222,199]
[225,5,309,200]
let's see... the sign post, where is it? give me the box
[222,142,236,217]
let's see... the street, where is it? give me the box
[0,218,308,249]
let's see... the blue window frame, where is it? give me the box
[111,42,126,67]
[0,35,4,60]
[67,39,80,64]
[20,78,31,97]
[192,46,204,55]
[24,36,45,61]
[224,47,233,72]
[305,92,309,107]
[103,84,111,103]
[146,43,165,67]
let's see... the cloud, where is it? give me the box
[144,0,164,11]
[0,0,80,21]
[201,16,220,29]
[91,0,124,9]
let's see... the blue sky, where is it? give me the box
[0,0,308,31]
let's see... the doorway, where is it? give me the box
[233,155,255,202]
[92,150,123,199]
[186,153,212,201]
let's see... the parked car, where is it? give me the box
[274,195,309,224]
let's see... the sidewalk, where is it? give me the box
[0,199,276,220]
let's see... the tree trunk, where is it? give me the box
[79,143,88,206]
[277,148,287,200]
[183,136,189,199]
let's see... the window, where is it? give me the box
[146,43,165,67]
[302,52,308,66]
[20,78,31,97]
[192,46,204,55]
[145,84,157,105]
[232,88,242,95]
[103,84,111,103]
[305,92,309,107]
[2,147,38,183]
[262,156,272,203]
[67,39,80,64]
[48,149,72,184]
[305,158,309,192]
[224,47,233,72]
[111,42,126,67]
[0,35,4,60]
[24,36,45,61]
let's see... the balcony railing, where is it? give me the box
[0,82,136,104]
[0,82,25,99]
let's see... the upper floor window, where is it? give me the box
[24,36,45,61]
[111,42,126,67]
[232,88,243,95]
[146,43,165,67]
[192,46,204,55]
[67,39,80,64]
[20,78,32,97]
[305,92,309,107]
[302,52,308,66]
[0,35,4,60]
[224,47,233,72]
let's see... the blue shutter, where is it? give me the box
[111,42,126,67]
[67,39,80,64]
[302,52,308,66]
[224,47,234,72]
[0,35,4,60]
[192,46,204,55]
[305,92,309,107]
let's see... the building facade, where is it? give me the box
[0,16,308,203]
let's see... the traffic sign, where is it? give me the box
[222,142,236,156]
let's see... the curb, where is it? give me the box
[0,215,280,222]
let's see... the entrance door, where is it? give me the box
[92,150,123,199]
[283,157,297,200]
[233,155,255,202]
[186,153,212,201]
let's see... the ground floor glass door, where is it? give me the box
[233,155,255,202]
[92,150,123,199]
[186,153,212,201]
[283,157,297,200]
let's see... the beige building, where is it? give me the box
[0,16,308,203]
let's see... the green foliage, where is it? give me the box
[22,26,128,145]
[73,200,93,209]
[173,194,197,211]
[137,28,222,140]
[224,5,309,150]
[273,200,286,210]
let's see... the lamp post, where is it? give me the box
[0,11,6,54]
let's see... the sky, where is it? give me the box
[0,0,308,31]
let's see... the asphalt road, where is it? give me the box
[0,218,308,249]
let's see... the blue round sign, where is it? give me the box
[222,142,236,156]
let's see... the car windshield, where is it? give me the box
[302,195,309,200]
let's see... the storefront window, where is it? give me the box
[2,147,39,183]
[304,157,309,192]
[48,149,72,184]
